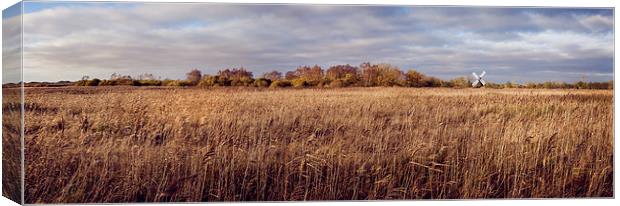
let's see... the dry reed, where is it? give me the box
[9,87,613,203]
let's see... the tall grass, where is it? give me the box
[2,88,22,203]
[15,87,613,203]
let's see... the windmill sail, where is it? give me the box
[472,71,486,88]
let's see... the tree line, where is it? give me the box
[71,62,612,89]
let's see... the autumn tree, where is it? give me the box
[376,63,405,86]
[217,67,254,86]
[262,70,282,81]
[405,70,426,87]
[186,69,202,86]
[359,62,379,86]
[326,64,358,87]
[359,63,404,86]
[285,71,299,80]
[290,65,325,86]
[326,64,358,80]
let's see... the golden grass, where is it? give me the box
[2,88,22,203]
[14,87,613,203]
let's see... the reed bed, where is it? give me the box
[2,88,22,203]
[13,87,613,203]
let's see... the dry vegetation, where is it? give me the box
[13,87,613,203]
[2,88,22,203]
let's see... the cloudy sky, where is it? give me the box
[4,2,615,83]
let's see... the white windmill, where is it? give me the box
[471,71,486,88]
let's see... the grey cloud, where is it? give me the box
[20,3,613,83]
[2,12,21,84]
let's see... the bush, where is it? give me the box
[270,80,291,88]
[113,78,139,86]
[162,79,176,86]
[87,78,101,86]
[75,78,102,86]
[231,77,254,86]
[440,81,453,88]
[98,80,116,86]
[329,79,346,88]
[450,77,469,88]
[291,78,309,88]
[163,80,192,87]
[138,80,162,86]
[198,75,218,87]
[422,77,442,87]
[485,82,502,89]
[254,78,271,87]
[177,80,193,87]
[186,69,202,86]
[315,79,328,87]
[216,77,232,86]
[405,70,425,87]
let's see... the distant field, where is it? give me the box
[11,87,613,203]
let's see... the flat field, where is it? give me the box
[12,87,613,203]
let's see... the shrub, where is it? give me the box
[231,76,254,86]
[114,78,139,86]
[405,70,426,87]
[316,79,329,87]
[86,78,101,86]
[163,80,192,87]
[343,73,357,86]
[525,82,539,89]
[98,80,115,86]
[75,78,101,86]
[186,69,202,86]
[450,77,469,88]
[291,78,309,88]
[270,80,291,88]
[422,76,442,87]
[329,79,346,88]
[162,79,177,86]
[262,71,282,81]
[254,78,271,87]
[440,80,453,88]
[326,64,358,84]
[198,75,218,87]
[216,76,231,86]
[138,80,162,86]
[485,82,502,89]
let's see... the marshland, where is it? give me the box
[9,86,612,203]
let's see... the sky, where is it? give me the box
[2,2,21,84]
[3,2,614,83]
